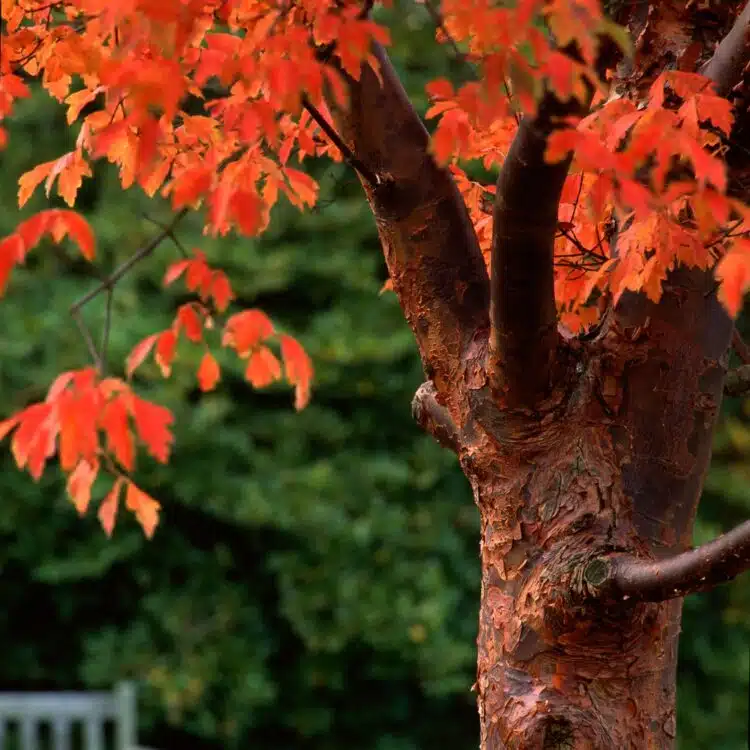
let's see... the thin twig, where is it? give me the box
[301,95,380,186]
[70,207,189,314]
[100,288,114,374]
[71,307,102,370]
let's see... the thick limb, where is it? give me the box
[584,517,750,601]
[328,45,490,397]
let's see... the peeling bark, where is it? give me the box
[330,2,750,747]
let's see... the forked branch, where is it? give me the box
[326,44,490,395]
[584,517,750,601]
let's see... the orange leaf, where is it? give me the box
[125,481,161,539]
[229,189,262,235]
[100,396,135,470]
[222,310,274,356]
[0,234,23,295]
[98,477,124,537]
[11,402,57,479]
[164,259,190,286]
[280,334,313,410]
[155,329,178,376]
[175,304,203,342]
[18,160,56,207]
[717,238,750,318]
[126,333,159,377]
[128,395,174,463]
[67,458,99,515]
[197,352,221,391]
[210,272,234,312]
[245,346,282,388]
[57,387,99,471]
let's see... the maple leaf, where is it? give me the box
[175,304,204,343]
[245,346,282,388]
[98,477,124,537]
[155,330,178,376]
[717,239,750,318]
[0,234,23,295]
[100,396,135,470]
[67,458,100,515]
[16,210,96,261]
[126,333,159,378]
[125,481,161,539]
[128,395,175,463]
[280,334,313,411]
[197,352,221,391]
[223,310,275,357]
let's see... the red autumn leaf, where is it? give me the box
[184,252,213,298]
[155,329,178,376]
[57,387,100,471]
[10,402,57,479]
[197,352,221,391]
[175,304,204,342]
[0,234,23,295]
[98,477,124,537]
[717,238,750,318]
[279,334,313,411]
[125,481,161,539]
[223,310,275,356]
[126,333,159,378]
[210,272,234,312]
[128,395,174,463]
[67,458,99,515]
[284,168,318,208]
[169,166,213,209]
[100,396,135,470]
[14,210,96,261]
[163,259,190,286]
[245,346,282,388]
[229,189,262,235]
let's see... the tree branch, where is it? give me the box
[328,44,490,395]
[584,516,750,601]
[411,380,461,452]
[489,85,591,406]
[699,0,750,97]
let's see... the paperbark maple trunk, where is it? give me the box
[327,1,750,747]
[466,271,731,747]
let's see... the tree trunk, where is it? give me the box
[467,268,731,748]
[327,0,750,746]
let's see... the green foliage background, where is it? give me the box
[1,5,749,749]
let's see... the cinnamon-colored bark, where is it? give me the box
[328,1,750,747]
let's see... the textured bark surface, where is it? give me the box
[332,1,750,747]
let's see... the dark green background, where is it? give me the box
[1,4,749,748]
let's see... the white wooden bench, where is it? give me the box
[0,682,144,750]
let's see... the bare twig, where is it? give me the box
[301,95,380,186]
[71,307,102,370]
[100,288,114,374]
[70,208,189,315]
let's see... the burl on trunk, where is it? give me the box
[330,0,750,747]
